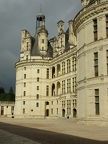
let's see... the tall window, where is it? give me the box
[57,108,58,114]
[93,19,98,41]
[24,83,26,87]
[62,62,65,74]
[72,57,76,71]
[24,67,26,70]
[106,15,108,38]
[26,55,28,60]
[46,85,49,96]
[24,91,26,96]
[46,68,49,79]
[24,74,26,79]
[62,80,65,94]
[67,59,70,73]
[37,77,39,82]
[42,39,44,43]
[95,89,99,115]
[73,99,77,108]
[67,100,71,115]
[37,69,39,73]
[62,101,65,108]
[23,101,25,105]
[37,86,39,90]
[36,94,39,99]
[51,109,53,114]
[72,77,76,93]
[36,103,39,107]
[23,108,25,114]
[94,52,98,77]
[67,79,71,93]
[52,67,55,78]
[106,50,108,74]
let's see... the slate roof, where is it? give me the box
[31,28,53,58]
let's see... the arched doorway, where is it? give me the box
[45,102,49,117]
[52,83,55,96]
[52,67,55,78]
[62,109,65,117]
[1,106,4,115]
[46,109,49,117]
[73,109,77,118]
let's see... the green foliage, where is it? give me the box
[9,87,13,93]
[0,87,15,101]
[0,87,5,94]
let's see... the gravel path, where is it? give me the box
[0,118,108,144]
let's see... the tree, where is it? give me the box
[9,87,13,93]
[0,87,15,102]
[0,87,5,94]
[8,87,15,101]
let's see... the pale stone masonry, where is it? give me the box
[0,101,14,117]
[14,0,108,125]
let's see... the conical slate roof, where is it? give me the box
[31,28,53,57]
[31,28,41,56]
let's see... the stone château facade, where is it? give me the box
[10,0,108,125]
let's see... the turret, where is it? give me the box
[36,11,48,56]
[36,12,45,29]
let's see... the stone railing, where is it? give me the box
[0,101,15,104]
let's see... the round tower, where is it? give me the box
[75,0,108,125]
[36,12,48,56]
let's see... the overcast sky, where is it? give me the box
[0,0,82,92]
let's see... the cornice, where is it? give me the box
[15,59,50,69]
[74,1,108,34]
[78,75,108,87]
[77,38,108,58]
